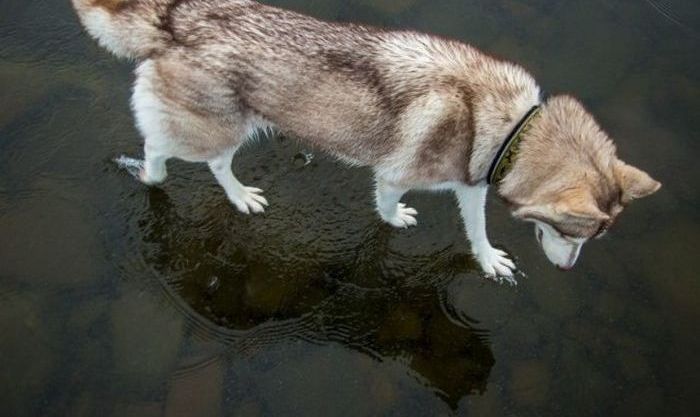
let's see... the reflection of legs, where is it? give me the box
[208,148,268,214]
[375,179,418,228]
[455,184,516,281]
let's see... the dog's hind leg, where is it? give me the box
[123,60,174,185]
[375,179,418,228]
[140,141,169,184]
[208,148,268,214]
[113,143,169,185]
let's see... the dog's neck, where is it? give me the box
[469,93,542,185]
[489,104,549,205]
[487,105,542,185]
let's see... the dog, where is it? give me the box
[72,0,661,283]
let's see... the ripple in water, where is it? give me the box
[118,139,495,407]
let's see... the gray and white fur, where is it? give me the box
[72,0,661,282]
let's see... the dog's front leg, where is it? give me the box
[455,184,517,282]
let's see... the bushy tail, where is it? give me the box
[72,0,170,59]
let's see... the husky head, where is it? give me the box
[498,96,661,270]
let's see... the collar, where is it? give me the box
[487,105,542,185]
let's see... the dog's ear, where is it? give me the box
[614,161,661,203]
[513,190,609,224]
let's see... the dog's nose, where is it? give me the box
[557,264,574,271]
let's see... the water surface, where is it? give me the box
[1,0,698,416]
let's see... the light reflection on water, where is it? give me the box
[0,0,698,416]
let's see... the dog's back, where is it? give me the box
[71,0,172,59]
[74,0,538,168]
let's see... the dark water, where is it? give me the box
[1,0,698,416]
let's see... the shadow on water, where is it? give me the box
[134,173,495,408]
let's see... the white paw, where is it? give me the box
[139,168,166,185]
[114,156,166,185]
[475,247,517,285]
[114,156,144,180]
[229,187,269,214]
[382,203,418,228]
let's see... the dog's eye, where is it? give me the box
[562,234,578,243]
[550,226,576,242]
[594,222,611,239]
[548,224,584,243]
[558,231,585,243]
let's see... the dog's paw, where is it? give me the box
[229,187,269,214]
[139,168,167,185]
[114,156,166,185]
[475,247,517,285]
[382,203,418,228]
[114,156,144,180]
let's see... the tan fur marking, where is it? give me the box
[90,0,135,13]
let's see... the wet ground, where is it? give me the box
[1,0,699,416]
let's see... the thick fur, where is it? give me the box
[73,0,660,281]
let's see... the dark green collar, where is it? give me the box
[487,105,542,185]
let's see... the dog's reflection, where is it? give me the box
[138,186,494,408]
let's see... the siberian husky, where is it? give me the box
[72,0,661,283]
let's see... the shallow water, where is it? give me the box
[0,0,698,416]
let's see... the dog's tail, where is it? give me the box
[72,0,172,59]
